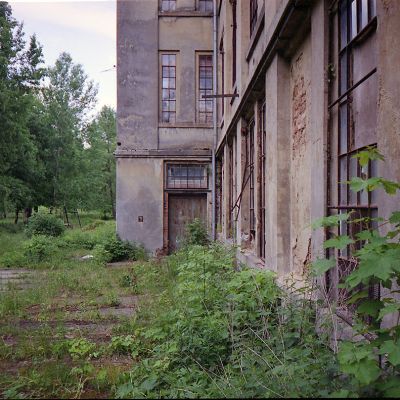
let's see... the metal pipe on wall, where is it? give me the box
[211,0,218,241]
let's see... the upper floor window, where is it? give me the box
[250,0,258,36]
[198,0,213,12]
[231,0,237,86]
[198,54,213,124]
[161,0,176,11]
[160,53,176,123]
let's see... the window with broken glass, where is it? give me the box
[161,54,176,123]
[166,164,208,190]
[198,54,213,124]
[327,0,378,306]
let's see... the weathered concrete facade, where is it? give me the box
[116,0,400,307]
[116,0,214,254]
[215,0,400,295]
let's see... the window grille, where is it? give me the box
[327,0,378,306]
[166,164,208,189]
[249,120,255,237]
[258,102,266,259]
[161,54,176,123]
[198,54,213,124]
[231,0,237,86]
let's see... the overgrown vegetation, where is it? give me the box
[311,147,400,397]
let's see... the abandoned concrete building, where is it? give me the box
[116,0,400,296]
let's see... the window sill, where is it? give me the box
[246,5,265,62]
[158,10,213,17]
[159,122,213,129]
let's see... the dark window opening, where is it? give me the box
[250,0,258,36]
[161,54,176,123]
[198,54,213,124]
[219,36,225,118]
[228,141,234,238]
[258,102,266,259]
[166,164,208,189]
[249,119,255,238]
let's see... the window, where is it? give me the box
[248,120,255,237]
[250,0,258,36]
[198,0,213,12]
[258,102,266,259]
[160,54,176,123]
[227,140,234,238]
[161,0,176,11]
[219,36,225,118]
[231,0,237,87]
[198,54,213,124]
[166,164,208,189]
[327,0,378,306]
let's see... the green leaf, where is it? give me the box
[312,213,350,229]
[389,211,400,225]
[379,376,400,397]
[348,177,368,192]
[357,299,384,318]
[311,258,336,276]
[352,147,384,167]
[323,235,354,250]
[347,290,368,305]
[378,303,400,320]
[381,179,400,195]
[379,340,400,366]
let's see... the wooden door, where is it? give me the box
[168,194,207,253]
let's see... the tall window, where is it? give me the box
[231,0,237,86]
[227,140,234,238]
[250,0,258,36]
[161,54,176,123]
[327,0,378,305]
[258,102,266,259]
[198,54,213,124]
[249,120,255,238]
[161,0,176,11]
[219,36,225,118]
[198,0,213,12]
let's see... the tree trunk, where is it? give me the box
[24,207,32,223]
[14,208,19,224]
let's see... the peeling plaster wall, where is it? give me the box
[289,36,312,274]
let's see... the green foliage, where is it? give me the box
[66,338,97,361]
[94,235,147,264]
[25,212,65,237]
[311,147,400,397]
[24,235,57,263]
[115,245,342,398]
[109,335,139,356]
[185,218,209,246]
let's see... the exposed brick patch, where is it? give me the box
[292,75,307,155]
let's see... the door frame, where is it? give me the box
[163,191,209,253]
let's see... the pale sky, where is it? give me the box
[9,0,116,112]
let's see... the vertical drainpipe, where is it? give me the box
[211,0,218,241]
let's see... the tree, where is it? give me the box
[84,106,116,218]
[42,52,98,210]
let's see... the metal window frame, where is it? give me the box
[165,163,209,190]
[248,119,255,236]
[258,101,266,260]
[250,0,258,37]
[160,52,177,123]
[197,53,214,124]
[160,0,176,12]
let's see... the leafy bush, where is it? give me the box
[0,250,27,268]
[115,244,341,398]
[23,235,57,263]
[25,213,65,238]
[311,147,400,397]
[185,218,209,246]
[94,235,147,264]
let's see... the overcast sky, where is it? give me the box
[9,0,116,112]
